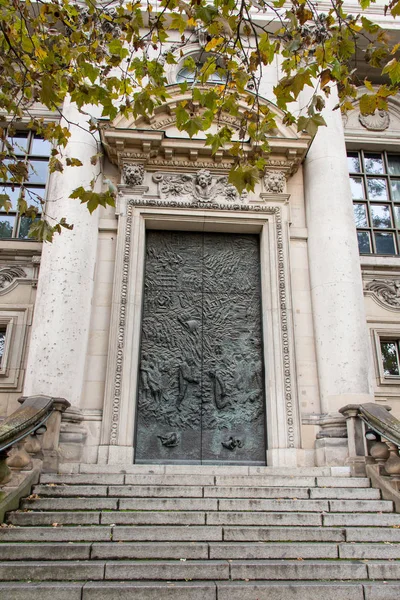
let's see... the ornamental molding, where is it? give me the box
[109,205,132,445]
[0,266,27,295]
[365,278,400,311]
[359,110,390,131]
[108,197,297,449]
[152,169,247,204]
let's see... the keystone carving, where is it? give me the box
[365,279,400,309]
[264,171,286,193]
[0,266,26,290]
[152,169,246,203]
[123,163,145,186]
[359,110,390,132]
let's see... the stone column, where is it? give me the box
[303,89,374,464]
[24,99,101,408]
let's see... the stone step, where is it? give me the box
[0,561,105,581]
[0,559,378,582]
[309,487,380,500]
[207,512,323,526]
[346,527,400,542]
[229,560,368,580]
[101,511,206,526]
[8,511,101,526]
[113,526,223,542]
[33,485,109,497]
[328,500,393,513]
[204,487,310,499]
[91,542,209,560]
[216,582,366,600]
[324,513,400,527]
[119,498,218,511]
[0,543,92,561]
[316,477,370,488]
[6,581,398,600]
[339,543,400,559]
[209,542,338,559]
[0,526,112,542]
[214,476,317,488]
[218,499,330,512]
[0,583,83,600]
[223,527,345,542]
[84,582,218,600]
[20,498,118,511]
[40,474,125,485]
[76,464,335,476]
[105,560,230,581]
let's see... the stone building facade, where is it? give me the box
[0,5,399,468]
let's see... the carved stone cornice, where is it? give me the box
[364,278,400,311]
[100,86,311,176]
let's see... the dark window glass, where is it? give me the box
[357,231,371,254]
[381,341,400,375]
[375,232,396,254]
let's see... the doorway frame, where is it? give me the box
[99,192,301,466]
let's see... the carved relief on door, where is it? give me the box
[135,230,266,464]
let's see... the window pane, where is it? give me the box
[30,136,52,157]
[353,203,368,227]
[381,341,400,375]
[357,231,371,254]
[6,132,29,155]
[367,178,388,200]
[350,177,364,199]
[364,153,384,174]
[0,216,15,238]
[0,186,19,211]
[0,329,6,366]
[27,160,48,184]
[18,217,39,239]
[391,180,400,202]
[347,152,361,173]
[375,232,396,254]
[388,155,400,176]
[394,206,400,228]
[370,204,392,228]
[25,187,45,211]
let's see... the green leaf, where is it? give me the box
[0,194,11,213]
[228,165,259,195]
[382,58,400,84]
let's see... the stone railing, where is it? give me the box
[0,395,70,484]
[340,402,400,511]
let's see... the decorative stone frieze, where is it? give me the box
[122,163,145,186]
[359,110,390,131]
[264,170,286,193]
[365,278,400,310]
[0,266,27,292]
[152,169,246,203]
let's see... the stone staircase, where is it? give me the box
[0,465,399,599]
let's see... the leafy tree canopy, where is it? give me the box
[0,0,400,240]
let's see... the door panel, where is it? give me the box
[135,230,266,464]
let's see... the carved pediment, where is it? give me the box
[101,85,311,174]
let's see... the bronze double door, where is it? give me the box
[135,230,266,464]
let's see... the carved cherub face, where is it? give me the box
[196,169,212,188]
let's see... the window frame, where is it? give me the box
[0,129,51,240]
[348,150,400,256]
[372,328,400,386]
